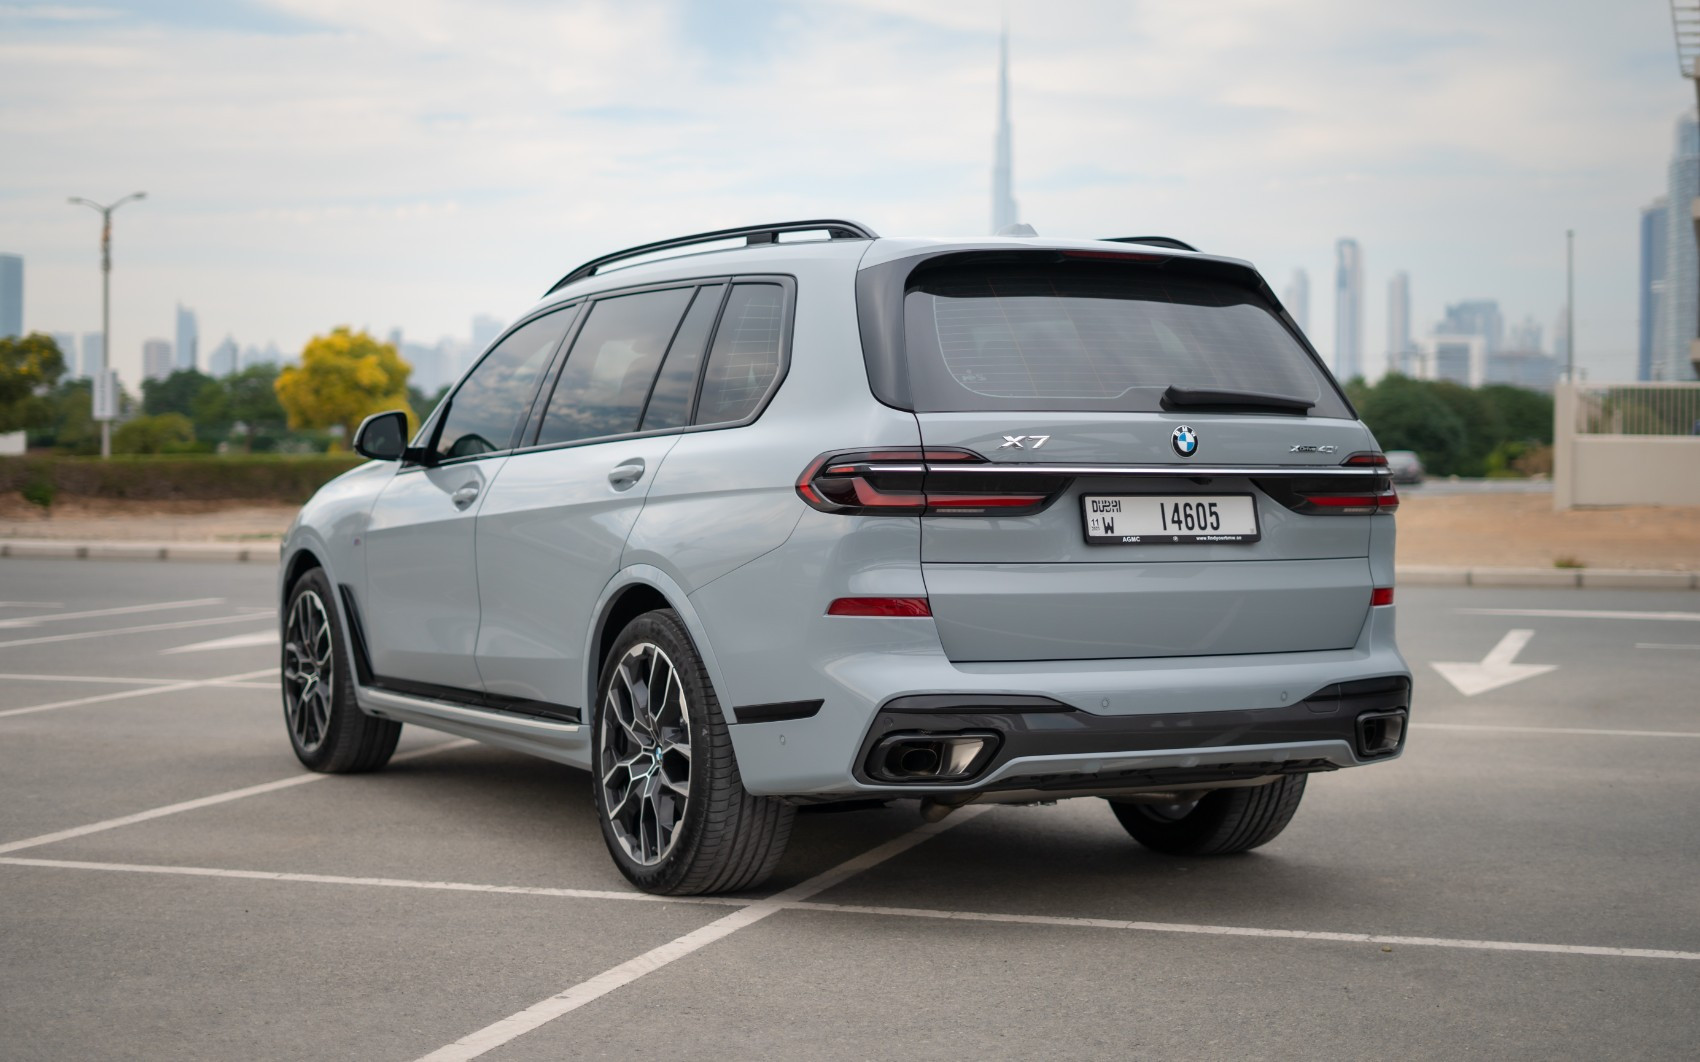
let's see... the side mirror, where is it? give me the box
[353,410,409,461]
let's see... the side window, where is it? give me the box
[695,282,786,425]
[536,287,693,446]
[639,284,724,432]
[434,309,573,461]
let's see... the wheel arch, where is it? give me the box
[583,565,730,723]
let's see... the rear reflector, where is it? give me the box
[1371,587,1395,607]
[827,597,932,617]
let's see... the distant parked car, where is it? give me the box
[1386,450,1424,484]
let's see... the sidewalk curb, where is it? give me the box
[0,540,281,564]
[1394,565,1698,590]
[3,539,1695,589]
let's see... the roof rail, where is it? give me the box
[1101,236,1199,252]
[546,219,880,295]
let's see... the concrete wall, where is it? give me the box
[1555,382,1700,508]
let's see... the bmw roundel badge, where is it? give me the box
[1171,425,1199,458]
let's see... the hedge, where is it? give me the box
[1,454,366,503]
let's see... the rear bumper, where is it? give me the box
[697,550,1412,796]
[853,678,1408,795]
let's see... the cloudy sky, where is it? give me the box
[0,0,1687,386]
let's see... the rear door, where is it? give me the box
[896,254,1387,662]
[471,283,719,715]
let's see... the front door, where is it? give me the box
[360,304,578,695]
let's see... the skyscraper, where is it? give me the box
[1283,269,1310,336]
[990,20,1020,235]
[1438,299,1504,352]
[1507,315,1545,354]
[175,304,199,372]
[1639,198,1668,382]
[51,332,77,370]
[1386,271,1411,375]
[0,253,22,339]
[142,338,173,381]
[1333,239,1363,380]
[1658,111,1700,380]
[208,336,238,377]
[80,333,104,378]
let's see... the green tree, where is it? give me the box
[27,379,98,454]
[1476,384,1553,445]
[0,332,69,433]
[194,364,288,451]
[141,369,213,420]
[275,327,413,450]
[113,412,196,454]
[1354,375,1470,475]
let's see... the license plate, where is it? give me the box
[1082,494,1260,544]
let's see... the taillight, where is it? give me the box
[1254,452,1399,516]
[797,448,1065,517]
[1294,485,1400,515]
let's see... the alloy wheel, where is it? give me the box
[600,641,693,865]
[283,590,335,753]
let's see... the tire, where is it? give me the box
[1108,775,1307,856]
[281,568,400,773]
[592,609,794,895]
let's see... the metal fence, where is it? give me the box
[1573,382,1700,436]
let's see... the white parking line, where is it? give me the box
[5,851,1693,966]
[0,611,273,650]
[1413,723,1700,739]
[0,666,278,720]
[793,902,1700,962]
[0,597,224,629]
[1636,643,1700,650]
[162,630,278,654]
[414,807,993,1062]
[0,857,740,908]
[0,672,183,686]
[0,738,475,855]
[1459,608,1700,622]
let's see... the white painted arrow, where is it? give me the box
[1431,629,1556,697]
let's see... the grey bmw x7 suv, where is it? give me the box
[279,219,1412,895]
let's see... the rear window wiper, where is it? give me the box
[1161,385,1315,414]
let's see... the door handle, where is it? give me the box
[451,484,480,510]
[608,459,645,490]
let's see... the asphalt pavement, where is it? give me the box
[1,558,1696,1061]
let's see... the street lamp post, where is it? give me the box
[1669,2,1700,377]
[68,191,146,458]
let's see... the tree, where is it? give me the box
[142,369,212,420]
[275,327,413,449]
[28,379,98,454]
[195,364,288,451]
[0,332,68,433]
[113,412,196,454]
[1355,375,1470,475]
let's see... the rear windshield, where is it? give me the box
[902,261,1350,417]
